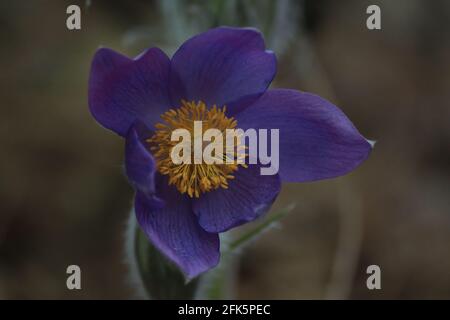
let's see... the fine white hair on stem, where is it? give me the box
[123,207,149,299]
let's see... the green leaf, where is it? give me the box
[228,204,295,252]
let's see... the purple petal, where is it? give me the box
[125,123,156,198]
[88,47,171,136]
[170,26,276,109]
[135,175,220,280]
[193,164,281,233]
[235,89,372,182]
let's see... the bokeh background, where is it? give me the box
[1,0,450,299]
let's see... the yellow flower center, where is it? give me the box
[148,100,247,198]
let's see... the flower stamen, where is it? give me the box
[148,100,247,198]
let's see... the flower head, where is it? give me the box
[88,27,372,280]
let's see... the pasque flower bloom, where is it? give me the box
[89,27,372,280]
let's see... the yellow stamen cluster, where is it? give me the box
[148,100,247,198]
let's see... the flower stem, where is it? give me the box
[126,210,199,299]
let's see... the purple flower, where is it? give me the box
[88,27,372,280]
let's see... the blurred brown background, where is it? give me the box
[0,0,449,299]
